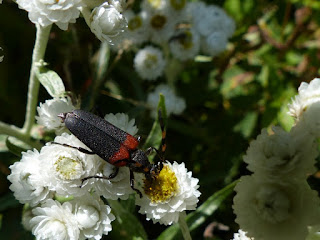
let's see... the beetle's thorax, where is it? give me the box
[129,149,151,172]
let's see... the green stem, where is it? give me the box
[0,122,41,149]
[0,24,51,150]
[22,24,52,135]
[178,211,192,240]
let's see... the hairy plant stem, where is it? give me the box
[23,24,52,135]
[179,211,192,240]
[0,24,51,149]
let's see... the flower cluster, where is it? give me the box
[8,133,116,239]
[8,97,201,239]
[233,78,320,240]
[114,0,235,80]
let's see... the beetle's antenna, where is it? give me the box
[158,109,166,162]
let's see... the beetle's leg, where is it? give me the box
[80,167,119,187]
[130,170,142,198]
[50,142,95,155]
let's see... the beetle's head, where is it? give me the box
[130,150,162,178]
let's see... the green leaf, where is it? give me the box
[157,93,167,127]
[233,111,258,138]
[119,194,136,213]
[224,0,254,22]
[143,119,161,160]
[257,65,269,87]
[143,94,167,161]
[0,192,20,212]
[158,181,238,240]
[221,66,254,99]
[35,66,66,98]
[5,136,30,158]
[108,200,148,240]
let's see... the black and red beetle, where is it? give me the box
[56,109,166,197]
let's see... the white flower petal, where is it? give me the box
[16,0,83,30]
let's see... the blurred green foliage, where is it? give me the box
[1,0,320,239]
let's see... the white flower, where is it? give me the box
[7,149,52,207]
[233,175,320,240]
[73,194,115,239]
[93,163,134,200]
[90,2,127,44]
[147,84,186,118]
[243,126,318,179]
[123,10,149,45]
[136,161,201,225]
[36,97,77,134]
[169,28,200,61]
[288,78,320,119]
[16,0,84,30]
[30,199,80,240]
[104,112,138,136]
[232,229,254,240]
[143,7,176,44]
[189,3,235,38]
[40,133,101,197]
[201,31,228,56]
[134,46,166,81]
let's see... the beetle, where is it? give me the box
[56,109,166,197]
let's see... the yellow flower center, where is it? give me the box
[143,165,179,203]
[54,156,83,180]
[151,15,167,30]
[145,54,158,68]
[178,31,193,49]
[170,0,186,11]
[148,0,162,9]
[128,16,142,31]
